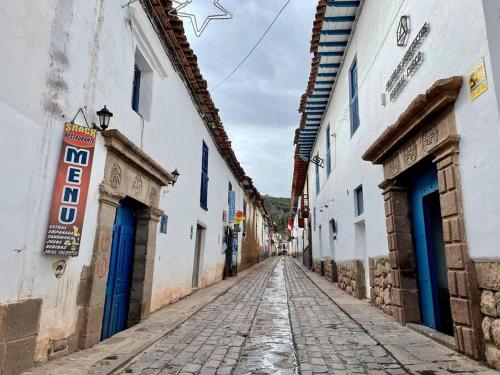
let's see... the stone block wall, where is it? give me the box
[338,260,366,299]
[476,261,500,370]
[313,259,324,276]
[0,299,42,374]
[369,257,393,315]
[323,257,337,282]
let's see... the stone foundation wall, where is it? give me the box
[0,299,42,374]
[369,257,393,315]
[476,261,500,370]
[313,259,324,276]
[323,257,337,282]
[338,260,366,299]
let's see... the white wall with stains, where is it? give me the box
[300,0,500,296]
[0,0,249,362]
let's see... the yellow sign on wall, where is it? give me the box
[468,58,488,101]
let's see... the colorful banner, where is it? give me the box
[43,123,97,256]
[234,210,246,224]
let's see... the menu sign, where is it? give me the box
[43,123,97,256]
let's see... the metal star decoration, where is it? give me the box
[170,0,233,37]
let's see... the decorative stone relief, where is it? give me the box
[110,162,122,190]
[421,125,439,152]
[389,155,400,176]
[404,140,417,166]
[149,187,158,206]
[132,175,143,197]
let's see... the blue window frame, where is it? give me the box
[326,124,331,176]
[349,59,360,136]
[315,158,320,195]
[200,142,209,210]
[132,64,141,113]
[354,185,364,216]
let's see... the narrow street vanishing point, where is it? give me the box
[2,0,500,374]
[28,257,495,374]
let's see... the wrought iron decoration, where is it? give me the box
[311,155,325,168]
[396,16,410,47]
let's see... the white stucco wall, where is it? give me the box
[0,0,249,361]
[303,0,500,295]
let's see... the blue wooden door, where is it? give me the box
[410,164,440,330]
[101,203,136,340]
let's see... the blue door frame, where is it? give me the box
[410,164,442,330]
[101,202,136,340]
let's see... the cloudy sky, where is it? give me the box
[176,0,317,197]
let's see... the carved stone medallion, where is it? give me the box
[404,140,417,166]
[422,126,439,153]
[149,187,158,206]
[389,155,400,176]
[110,162,122,190]
[132,175,143,197]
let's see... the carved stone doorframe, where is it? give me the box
[363,77,483,359]
[76,130,173,349]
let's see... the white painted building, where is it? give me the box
[0,1,268,372]
[290,0,500,366]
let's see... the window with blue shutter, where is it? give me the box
[326,124,331,176]
[354,185,364,216]
[200,142,209,210]
[349,59,360,136]
[132,64,141,113]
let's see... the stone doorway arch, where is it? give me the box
[363,77,483,359]
[76,130,173,348]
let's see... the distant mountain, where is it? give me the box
[263,195,290,235]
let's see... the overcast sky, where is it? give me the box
[177,0,316,197]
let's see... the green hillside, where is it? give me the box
[263,195,290,234]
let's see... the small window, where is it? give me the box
[132,64,141,113]
[326,124,331,176]
[200,142,209,210]
[313,207,317,231]
[349,58,360,136]
[354,185,364,216]
[315,157,320,195]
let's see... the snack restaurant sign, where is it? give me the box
[43,123,97,256]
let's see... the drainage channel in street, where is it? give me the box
[234,258,299,375]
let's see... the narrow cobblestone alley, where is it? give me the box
[26,257,496,375]
[96,257,494,375]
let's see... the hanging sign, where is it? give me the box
[43,123,97,256]
[234,210,246,224]
[228,191,236,223]
[468,58,488,101]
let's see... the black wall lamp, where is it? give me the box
[170,169,180,186]
[93,105,113,133]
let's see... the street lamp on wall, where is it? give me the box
[170,169,180,186]
[93,105,113,133]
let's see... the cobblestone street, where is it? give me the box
[112,258,494,375]
[27,257,497,375]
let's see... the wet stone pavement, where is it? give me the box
[233,258,297,374]
[115,257,494,375]
[284,260,404,374]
